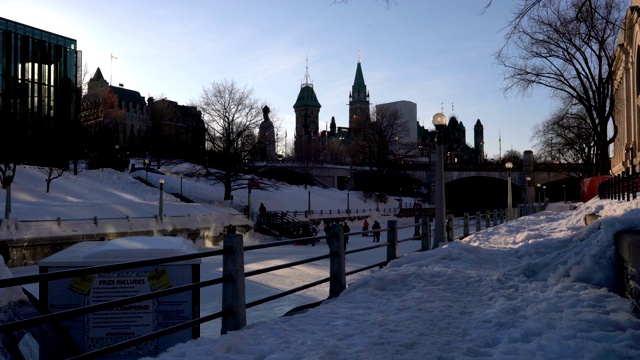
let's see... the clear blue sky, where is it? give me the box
[3,0,554,159]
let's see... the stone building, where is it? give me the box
[420,113,484,165]
[293,60,321,161]
[81,68,204,160]
[349,59,370,132]
[611,0,640,175]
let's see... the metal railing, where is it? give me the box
[0,207,533,359]
[0,219,430,359]
[599,168,638,201]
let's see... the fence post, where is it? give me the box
[486,210,491,228]
[475,211,481,232]
[387,220,398,262]
[493,210,498,227]
[221,233,246,335]
[627,169,631,201]
[463,213,469,238]
[446,214,454,241]
[421,215,431,251]
[633,165,638,200]
[328,223,346,299]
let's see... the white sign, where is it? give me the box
[88,276,153,337]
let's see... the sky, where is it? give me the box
[1,0,558,159]
[2,163,640,359]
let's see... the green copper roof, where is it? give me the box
[351,62,367,101]
[293,85,321,108]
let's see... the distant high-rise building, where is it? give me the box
[376,100,418,144]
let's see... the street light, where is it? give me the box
[4,168,13,219]
[179,173,184,197]
[158,179,165,220]
[144,159,150,182]
[536,183,541,212]
[505,162,513,221]
[432,112,447,247]
[543,185,547,205]
[346,176,350,214]
[526,176,532,214]
[563,184,566,203]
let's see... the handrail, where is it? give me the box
[1,208,531,358]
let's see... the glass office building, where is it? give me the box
[0,17,80,162]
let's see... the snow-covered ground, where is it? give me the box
[2,164,640,359]
[0,163,394,240]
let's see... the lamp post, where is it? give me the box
[563,184,566,203]
[179,173,184,197]
[505,162,513,221]
[144,158,150,182]
[432,112,447,247]
[543,185,546,205]
[526,176,531,214]
[158,179,165,220]
[536,183,541,212]
[4,168,13,220]
[346,176,350,214]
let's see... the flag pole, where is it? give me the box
[110,54,112,85]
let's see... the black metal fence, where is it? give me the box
[599,168,638,201]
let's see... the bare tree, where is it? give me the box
[353,105,414,171]
[197,80,263,200]
[532,99,597,177]
[502,149,523,167]
[496,0,626,176]
[42,167,64,193]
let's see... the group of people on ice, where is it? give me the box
[360,219,381,242]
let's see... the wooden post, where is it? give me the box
[486,210,491,228]
[221,233,246,335]
[493,209,498,227]
[421,215,431,251]
[328,223,346,299]
[463,213,469,238]
[446,214,454,241]
[387,220,398,262]
[475,211,481,232]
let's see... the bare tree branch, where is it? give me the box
[496,0,626,175]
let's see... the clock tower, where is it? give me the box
[348,57,370,134]
[293,58,321,161]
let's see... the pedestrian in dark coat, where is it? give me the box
[343,222,350,250]
[372,220,381,242]
[258,203,267,225]
[362,219,369,236]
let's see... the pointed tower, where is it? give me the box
[87,67,109,94]
[349,55,370,132]
[293,58,321,161]
[474,119,484,163]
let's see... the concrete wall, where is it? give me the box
[615,230,640,313]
